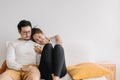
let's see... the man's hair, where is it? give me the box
[17,20,32,31]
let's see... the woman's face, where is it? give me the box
[32,33,46,45]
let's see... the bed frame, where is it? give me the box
[98,63,116,80]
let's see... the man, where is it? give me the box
[0,20,40,80]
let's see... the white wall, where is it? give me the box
[0,0,120,79]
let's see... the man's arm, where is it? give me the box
[6,43,22,70]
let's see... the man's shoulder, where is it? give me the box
[28,40,39,46]
[9,40,21,44]
[27,40,36,44]
[6,40,19,47]
[7,40,38,47]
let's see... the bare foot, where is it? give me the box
[54,76,60,80]
[52,74,60,80]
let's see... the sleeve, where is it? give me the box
[36,54,41,66]
[49,36,56,46]
[6,43,22,70]
[49,35,63,45]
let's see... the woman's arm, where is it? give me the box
[34,45,42,54]
[55,35,63,45]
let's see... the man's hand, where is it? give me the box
[21,65,32,72]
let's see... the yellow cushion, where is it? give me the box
[67,62,111,80]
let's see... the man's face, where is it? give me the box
[19,26,31,40]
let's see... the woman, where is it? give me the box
[31,27,67,80]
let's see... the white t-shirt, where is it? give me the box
[6,40,39,70]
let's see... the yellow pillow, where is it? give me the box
[67,62,111,80]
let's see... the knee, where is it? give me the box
[0,74,13,80]
[54,44,65,56]
[44,43,53,48]
[29,67,40,80]
[54,44,63,50]
[31,75,40,80]
[30,72,40,80]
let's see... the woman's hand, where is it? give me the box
[55,35,62,45]
[34,45,42,54]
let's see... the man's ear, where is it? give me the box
[18,30,21,34]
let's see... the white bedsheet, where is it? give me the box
[41,74,107,80]
[60,73,107,80]
[83,76,107,80]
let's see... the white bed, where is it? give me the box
[0,41,116,80]
[61,73,107,80]
[40,73,107,80]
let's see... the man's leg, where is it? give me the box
[0,69,21,80]
[0,73,13,80]
[22,66,40,80]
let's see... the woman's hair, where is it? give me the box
[31,27,43,41]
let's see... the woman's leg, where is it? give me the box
[38,43,53,80]
[53,44,67,78]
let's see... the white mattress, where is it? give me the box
[60,73,107,80]
[82,76,107,80]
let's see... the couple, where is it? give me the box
[0,20,67,80]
